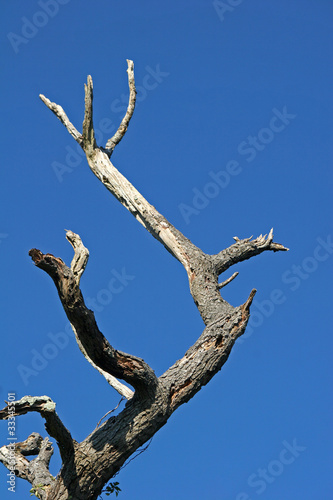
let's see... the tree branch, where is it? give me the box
[0,441,30,481]
[38,64,289,330]
[82,355,134,400]
[28,233,157,399]
[105,59,137,154]
[0,433,54,499]
[159,288,256,411]
[218,271,239,289]
[0,396,73,462]
[14,433,43,456]
[82,75,96,153]
[5,59,291,500]
[65,229,89,283]
[39,94,83,146]
[39,63,200,273]
[28,437,54,493]
[213,228,289,275]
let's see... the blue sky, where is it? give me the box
[1,1,332,498]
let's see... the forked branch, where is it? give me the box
[28,233,156,399]
[0,434,53,499]
[0,400,56,499]
[39,65,288,328]
[36,60,290,415]
[2,60,290,500]
[0,396,73,462]
[213,228,288,275]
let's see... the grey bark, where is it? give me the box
[0,61,288,500]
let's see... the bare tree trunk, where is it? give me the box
[0,61,288,500]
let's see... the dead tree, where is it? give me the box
[0,61,288,500]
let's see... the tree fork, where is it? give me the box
[0,60,288,499]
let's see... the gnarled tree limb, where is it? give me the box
[0,396,73,462]
[28,236,157,400]
[39,67,287,326]
[0,433,54,500]
[0,61,289,499]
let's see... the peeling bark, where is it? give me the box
[1,61,288,499]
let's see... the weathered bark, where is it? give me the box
[0,61,288,500]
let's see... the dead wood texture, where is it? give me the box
[0,61,288,500]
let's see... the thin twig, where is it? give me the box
[96,398,125,428]
[115,438,153,476]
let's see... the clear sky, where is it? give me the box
[1,1,332,499]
